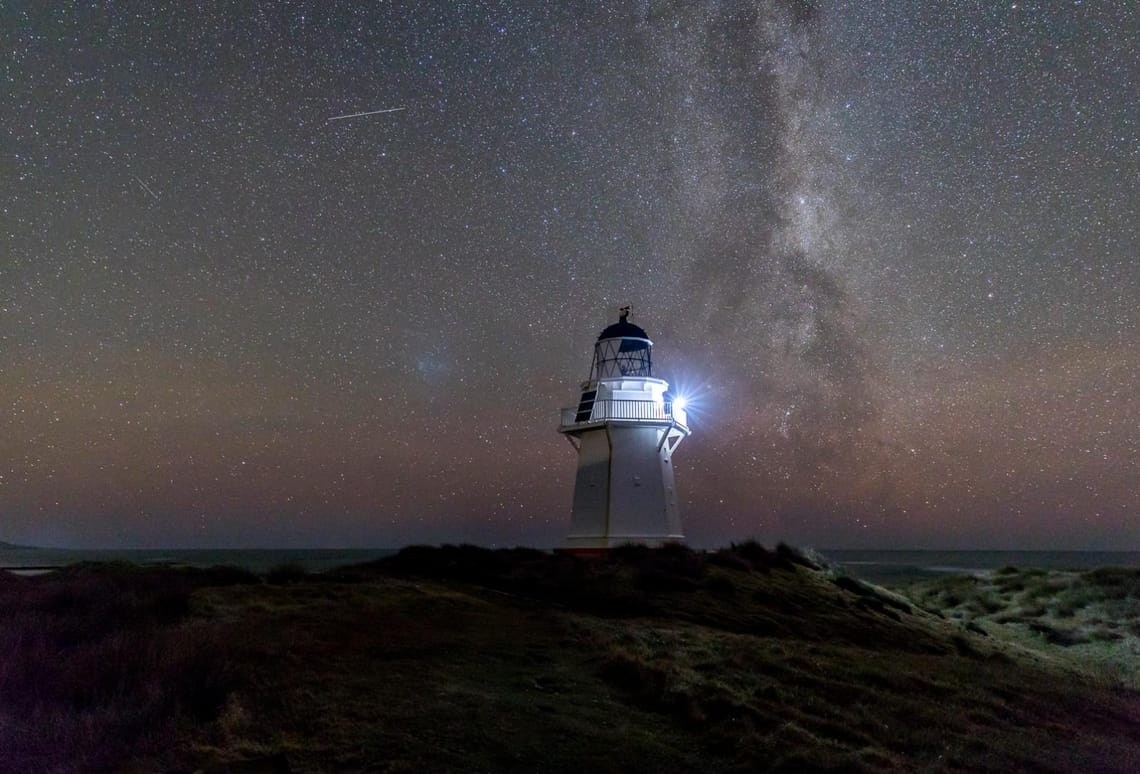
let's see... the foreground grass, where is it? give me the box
[2,545,1140,772]
[0,563,258,772]
[904,565,1140,688]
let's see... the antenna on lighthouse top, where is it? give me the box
[619,304,631,321]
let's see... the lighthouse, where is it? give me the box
[557,306,691,550]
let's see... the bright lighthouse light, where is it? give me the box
[672,395,688,411]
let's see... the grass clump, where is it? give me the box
[904,564,1140,688]
[0,564,253,771]
[265,562,308,585]
[832,575,914,619]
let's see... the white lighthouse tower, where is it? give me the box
[557,306,691,551]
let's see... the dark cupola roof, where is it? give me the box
[597,305,648,341]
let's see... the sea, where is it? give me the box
[821,549,1140,585]
[0,546,397,576]
[2,545,1139,584]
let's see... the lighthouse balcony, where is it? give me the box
[559,399,688,432]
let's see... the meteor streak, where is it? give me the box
[327,107,406,121]
[134,176,159,199]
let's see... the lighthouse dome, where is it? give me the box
[590,306,653,379]
[597,319,649,341]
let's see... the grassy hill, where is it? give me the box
[903,565,1140,688]
[1,544,1138,772]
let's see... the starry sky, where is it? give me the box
[3,1,1137,549]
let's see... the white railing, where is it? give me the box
[559,399,685,428]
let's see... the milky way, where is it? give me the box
[3,2,1136,548]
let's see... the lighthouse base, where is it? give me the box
[562,424,684,550]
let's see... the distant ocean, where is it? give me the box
[0,547,397,575]
[821,549,1140,585]
[2,546,1139,584]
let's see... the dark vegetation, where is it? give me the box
[905,566,1140,665]
[0,563,258,771]
[2,545,1139,772]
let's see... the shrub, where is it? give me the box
[707,548,754,572]
[1084,568,1140,599]
[994,574,1027,592]
[1028,622,1089,647]
[704,574,737,598]
[729,540,794,572]
[630,543,706,590]
[197,564,261,586]
[832,575,866,595]
[832,575,913,616]
[599,648,670,701]
[1090,626,1123,642]
[610,542,654,564]
[376,543,547,582]
[775,542,821,570]
[265,562,308,585]
[976,594,1005,615]
[0,564,247,771]
[964,621,988,637]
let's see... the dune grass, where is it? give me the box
[2,545,1139,772]
[0,563,259,772]
[903,565,1140,686]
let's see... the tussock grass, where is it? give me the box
[0,564,258,771]
[264,562,309,585]
[905,566,1140,686]
[4,547,1140,772]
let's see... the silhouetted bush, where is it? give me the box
[719,540,812,573]
[964,621,988,637]
[368,544,714,615]
[197,564,262,586]
[731,540,787,571]
[776,542,821,570]
[610,542,654,564]
[1090,626,1123,642]
[1084,568,1140,599]
[266,562,308,585]
[705,574,737,598]
[832,575,866,595]
[0,563,250,771]
[600,648,670,703]
[377,543,548,583]
[628,543,706,592]
[833,575,914,618]
[1028,621,1089,647]
[707,547,754,572]
[994,573,1027,592]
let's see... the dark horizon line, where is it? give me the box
[4,542,1140,554]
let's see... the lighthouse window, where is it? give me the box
[592,338,652,378]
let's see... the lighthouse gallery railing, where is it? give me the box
[559,399,684,428]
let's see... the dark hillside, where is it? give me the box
[1,545,1138,772]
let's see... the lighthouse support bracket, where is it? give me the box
[657,425,685,454]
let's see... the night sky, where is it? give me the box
[4,1,1136,549]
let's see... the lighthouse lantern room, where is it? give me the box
[558,306,691,550]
